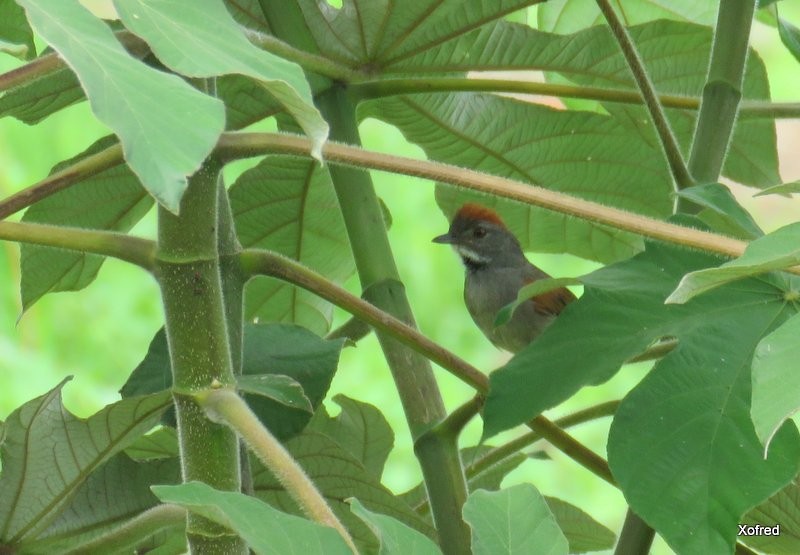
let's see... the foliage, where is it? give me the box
[1,1,800,554]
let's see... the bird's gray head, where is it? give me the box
[432,203,525,269]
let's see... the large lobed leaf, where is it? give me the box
[383,19,778,191]
[114,0,328,160]
[363,92,671,262]
[230,155,354,335]
[15,0,225,213]
[480,239,800,554]
[24,453,181,554]
[0,380,171,546]
[20,135,153,311]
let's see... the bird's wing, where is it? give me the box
[529,286,577,317]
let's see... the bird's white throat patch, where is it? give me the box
[454,245,489,264]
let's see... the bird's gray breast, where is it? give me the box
[464,267,547,352]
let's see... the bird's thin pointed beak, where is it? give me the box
[432,233,453,244]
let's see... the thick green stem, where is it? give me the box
[687,1,756,189]
[216,132,750,260]
[596,0,692,191]
[614,510,655,555]
[156,160,245,554]
[62,504,186,555]
[316,85,471,554]
[0,220,154,270]
[197,388,357,553]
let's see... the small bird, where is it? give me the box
[433,203,576,353]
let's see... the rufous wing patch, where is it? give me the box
[531,287,577,317]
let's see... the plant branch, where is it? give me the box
[352,77,800,119]
[414,400,620,514]
[0,142,124,220]
[197,387,357,554]
[0,31,150,93]
[241,248,487,390]
[216,132,750,260]
[0,220,155,270]
[243,28,360,82]
[240,248,615,485]
[596,0,693,190]
[62,504,186,555]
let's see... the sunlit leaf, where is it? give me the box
[16,0,225,212]
[751,312,800,454]
[666,222,800,304]
[153,481,351,555]
[114,0,328,159]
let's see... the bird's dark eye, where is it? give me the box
[473,226,487,238]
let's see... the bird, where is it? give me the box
[432,203,576,353]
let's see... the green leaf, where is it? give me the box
[538,0,716,34]
[230,155,354,334]
[494,277,583,327]
[0,380,171,544]
[294,0,539,66]
[15,0,225,213]
[125,426,179,460]
[114,0,328,160]
[544,497,615,554]
[751,312,800,453]
[666,222,800,304]
[348,498,442,555]
[0,64,85,123]
[741,479,800,555]
[754,180,800,197]
[0,0,35,60]
[483,238,799,436]
[20,135,153,311]
[252,431,435,553]
[608,324,800,554]
[120,324,343,440]
[364,93,672,263]
[153,481,351,555]
[677,183,763,240]
[778,13,800,63]
[463,485,568,555]
[24,453,181,554]
[307,395,394,479]
[237,374,313,413]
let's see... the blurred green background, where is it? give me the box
[1,7,799,553]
